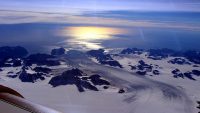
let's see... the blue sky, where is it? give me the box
[1,0,200,13]
[0,0,199,30]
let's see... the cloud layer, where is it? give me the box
[1,0,200,12]
[0,10,200,31]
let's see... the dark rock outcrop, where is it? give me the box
[77,80,98,92]
[19,66,45,83]
[172,69,180,74]
[136,70,147,75]
[49,69,98,92]
[133,60,154,76]
[87,49,112,61]
[100,60,122,68]
[25,54,60,66]
[87,49,122,68]
[183,72,196,81]
[197,101,200,112]
[0,46,28,67]
[0,46,28,59]
[184,51,200,64]
[172,69,199,80]
[7,71,18,78]
[51,48,65,56]
[121,48,143,55]
[147,48,180,60]
[137,60,152,72]
[129,65,137,70]
[7,74,18,78]
[49,69,111,92]
[153,70,160,75]
[1,58,23,67]
[12,59,22,67]
[172,69,184,78]
[193,65,199,67]
[118,89,125,94]
[120,48,200,65]
[192,70,200,76]
[103,86,109,89]
[89,74,110,86]
[168,58,190,65]
[33,67,52,74]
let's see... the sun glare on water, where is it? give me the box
[66,26,124,40]
[61,26,126,49]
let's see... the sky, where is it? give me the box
[0,0,200,52]
[1,0,200,13]
[0,0,200,28]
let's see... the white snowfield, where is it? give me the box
[0,51,200,113]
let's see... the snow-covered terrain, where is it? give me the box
[0,47,200,113]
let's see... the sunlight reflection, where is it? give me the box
[61,26,127,49]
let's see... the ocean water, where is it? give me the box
[0,23,199,53]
